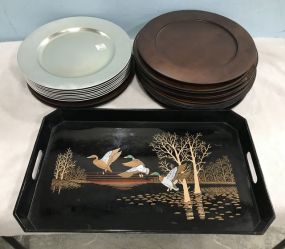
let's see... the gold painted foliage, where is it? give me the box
[150,132,211,173]
[150,132,211,203]
[54,148,76,180]
[51,148,87,194]
[150,132,190,166]
[65,166,86,181]
[194,156,236,183]
[51,179,81,194]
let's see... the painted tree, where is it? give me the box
[150,132,192,203]
[65,166,86,181]
[54,152,64,179]
[184,133,211,194]
[54,148,76,180]
[51,148,87,194]
[206,156,235,183]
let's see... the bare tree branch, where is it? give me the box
[184,133,211,173]
[159,160,172,173]
[150,132,188,165]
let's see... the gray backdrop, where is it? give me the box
[0,0,284,41]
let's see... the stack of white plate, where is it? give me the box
[17,17,133,106]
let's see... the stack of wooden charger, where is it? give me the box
[134,10,258,109]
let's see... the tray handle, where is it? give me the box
[31,150,44,180]
[13,121,50,231]
[244,134,275,233]
[246,151,258,184]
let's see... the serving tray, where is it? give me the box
[14,109,274,234]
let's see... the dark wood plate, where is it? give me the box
[136,66,256,101]
[136,10,257,84]
[133,40,257,93]
[137,70,255,109]
[140,82,251,109]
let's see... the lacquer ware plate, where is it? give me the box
[136,66,256,101]
[133,11,258,109]
[14,109,274,234]
[136,10,257,84]
[18,17,132,90]
[133,40,257,93]
[138,72,255,109]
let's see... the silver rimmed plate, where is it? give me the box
[27,67,130,101]
[18,17,132,90]
[30,60,131,95]
[27,70,130,101]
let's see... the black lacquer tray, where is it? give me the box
[14,109,274,234]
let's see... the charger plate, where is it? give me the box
[137,70,256,109]
[133,39,257,93]
[27,63,135,107]
[137,10,257,84]
[18,17,132,90]
[136,67,256,101]
[27,66,131,101]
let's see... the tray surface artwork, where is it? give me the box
[14,109,274,234]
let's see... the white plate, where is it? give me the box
[18,17,132,90]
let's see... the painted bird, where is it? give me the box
[176,164,190,181]
[118,155,150,178]
[151,167,179,191]
[87,148,121,174]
